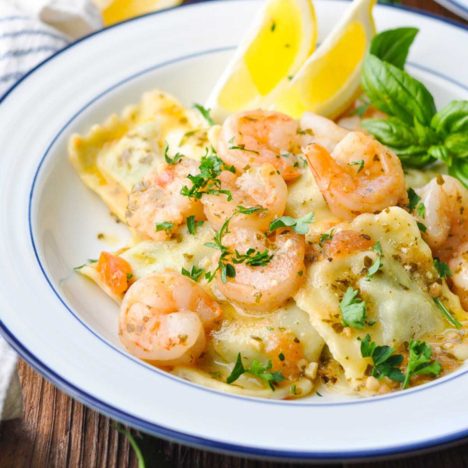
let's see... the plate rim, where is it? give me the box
[0,0,467,461]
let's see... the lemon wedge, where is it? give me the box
[270,0,376,119]
[207,0,317,121]
[95,0,182,26]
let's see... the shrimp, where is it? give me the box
[202,163,288,231]
[415,175,468,310]
[321,230,374,259]
[119,270,222,366]
[304,131,407,220]
[300,112,349,152]
[415,175,468,260]
[216,228,305,311]
[216,110,301,181]
[126,158,204,240]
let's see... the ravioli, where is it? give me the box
[295,207,467,387]
[69,90,210,221]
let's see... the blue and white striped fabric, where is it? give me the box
[0,5,69,96]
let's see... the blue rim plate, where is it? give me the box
[0,0,467,461]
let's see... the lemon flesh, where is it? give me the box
[208,0,317,121]
[270,0,376,119]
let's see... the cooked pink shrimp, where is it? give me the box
[126,159,204,240]
[119,270,222,366]
[202,163,288,232]
[415,175,468,260]
[300,112,349,152]
[304,131,407,220]
[217,110,301,181]
[216,228,305,311]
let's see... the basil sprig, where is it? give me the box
[361,28,468,186]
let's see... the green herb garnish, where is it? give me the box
[193,103,215,126]
[367,241,383,278]
[360,334,404,382]
[433,258,452,279]
[433,297,462,329]
[319,229,335,247]
[340,287,368,329]
[269,212,314,235]
[181,265,205,282]
[186,215,204,235]
[226,353,285,390]
[163,143,183,165]
[235,205,266,215]
[233,248,273,267]
[180,148,235,200]
[402,340,442,389]
[155,221,173,232]
[348,159,365,173]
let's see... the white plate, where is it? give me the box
[434,0,468,21]
[0,0,467,461]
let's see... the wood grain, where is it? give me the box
[0,1,467,467]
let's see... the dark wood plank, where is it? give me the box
[0,1,466,467]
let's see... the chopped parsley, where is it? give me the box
[278,352,285,361]
[433,297,462,329]
[402,340,441,389]
[228,137,260,154]
[155,221,173,232]
[233,248,273,267]
[193,103,215,126]
[269,212,314,235]
[348,159,365,173]
[164,143,183,165]
[181,265,205,282]
[366,241,383,278]
[186,215,204,235]
[226,353,285,390]
[417,221,427,233]
[270,21,276,32]
[340,287,368,329]
[235,205,266,215]
[407,188,426,218]
[180,148,235,200]
[360,334,404,382]
[433,257,452,279]
[319,229,335,247]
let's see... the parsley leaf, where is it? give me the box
[417,221,427,233]
[407,188,426,218]
[402,340,441,389]
[226,353,245,384]
[433,297,462,329]
[433,257,452,279]
[269,212,314,235]
[164,143,183,165]
[180,148,235,200]
[228,143,259,154]
[348,159,365,173]
[235,205,266,215]
[226,353,285,390]
[367,241,383,278]
[186,215,203,235]
[340,287,367,329]
[193,103,215,126]
[181,265,205,282]
[233,248,273,267]
[360,334,404,382]
[319,229,335,247]
[155,221,173,232]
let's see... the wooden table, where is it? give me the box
[1,1,467,467]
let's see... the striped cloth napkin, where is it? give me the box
[0,0,101,420]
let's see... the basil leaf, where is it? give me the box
[448,158,468,189]
[444,132,468,158]
[431,100,468,135]
[362,54,436,126]
[369,27,418,69]
[362,117,417,148]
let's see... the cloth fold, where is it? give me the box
[0,0,101,420]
